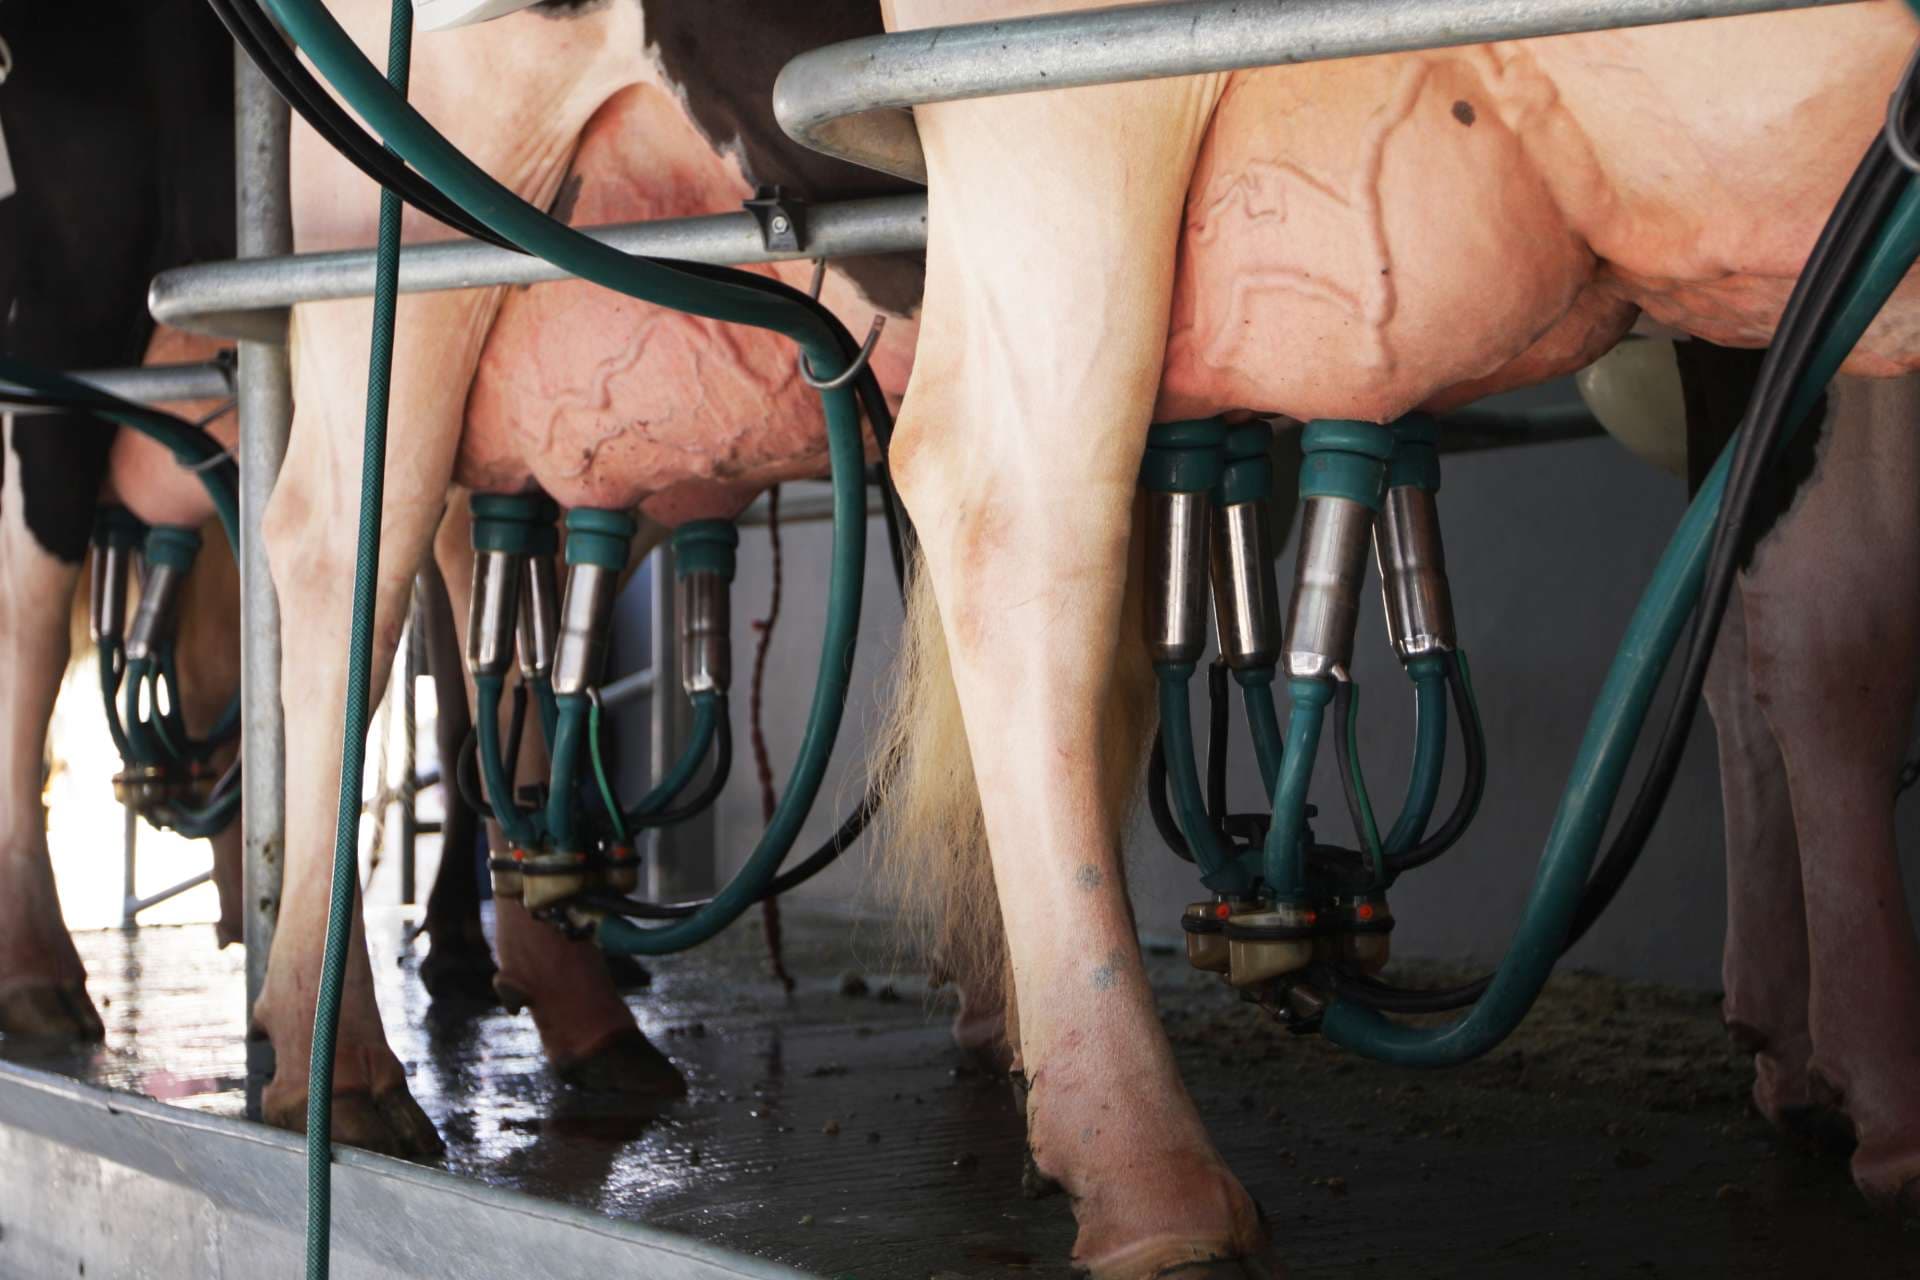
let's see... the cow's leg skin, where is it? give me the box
[1706,583,1818,1127]
[433,501,681,1095]
[1743,374,1920,1215]
[257,0,649,1154]
[886,8,1263,1270]
[0,416,103,1042]
[413,556,495,1005]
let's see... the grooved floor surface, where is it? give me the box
[3,909,1916,1278]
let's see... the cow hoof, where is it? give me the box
[602,953,653,990]
[1078,1237,1283,1280]
[270,1086,447,1160]
[1773,1101,1857,1156]
[419,937,498,1006]
[0,982,105,1043]
[1023,1149,1065,1200]
[554,1027,686,1098]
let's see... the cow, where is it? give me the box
[0,0,492,1048]
[257,0,1920,1275]
[0,0,239,1043]
[873,1,1920,1271]
[258,0,924,1153]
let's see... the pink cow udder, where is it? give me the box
[461,83,908,525]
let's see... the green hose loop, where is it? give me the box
[97,643,131,759]
[1320,176,1920,1067]
[1382,657,1449,857]
[1156,665,1253,892]
[1234,666,1285,793]
[307,5,412,1275]
[1264,677,1335,898]
[622,690,723,825]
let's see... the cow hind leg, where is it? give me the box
[1705,585,1822,1131]
[1743,374,1920,1216]
[0,417,103,1042]
[882,11,1264,1269]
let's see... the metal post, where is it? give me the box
[234,47,293,1119]
[399,586,421,907]
[119,806,138,928]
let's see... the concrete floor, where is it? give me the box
[2,908,1915,1278]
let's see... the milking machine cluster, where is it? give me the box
[0,358,243,839]
[1141,415,1485,1022]
[91,509,242,837]
[457,498,751,919]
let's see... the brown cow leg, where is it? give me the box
[1744,374,1920,1217]
[0,415,102,1043]
[414,559,495,1005]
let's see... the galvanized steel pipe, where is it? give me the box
[773,0,1857,182]
[149,195,929,341]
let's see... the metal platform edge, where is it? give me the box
[0,1060,816,1280]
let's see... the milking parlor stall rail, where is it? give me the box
[0,0,1851,1276]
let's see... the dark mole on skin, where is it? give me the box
[1074,864,1104,891]
[1090,948,1127,991]
[1452,100,1477,127]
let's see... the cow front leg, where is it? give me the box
[1705,583,1819,1128]
[0,416,101,1042]
[1744,375,1920,1216]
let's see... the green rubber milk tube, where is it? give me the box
[305,3,411,1275]
[1320,176,1920,1066]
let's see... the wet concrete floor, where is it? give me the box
[3,907,1916,1278]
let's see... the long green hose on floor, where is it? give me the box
[304,1,410,1275]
